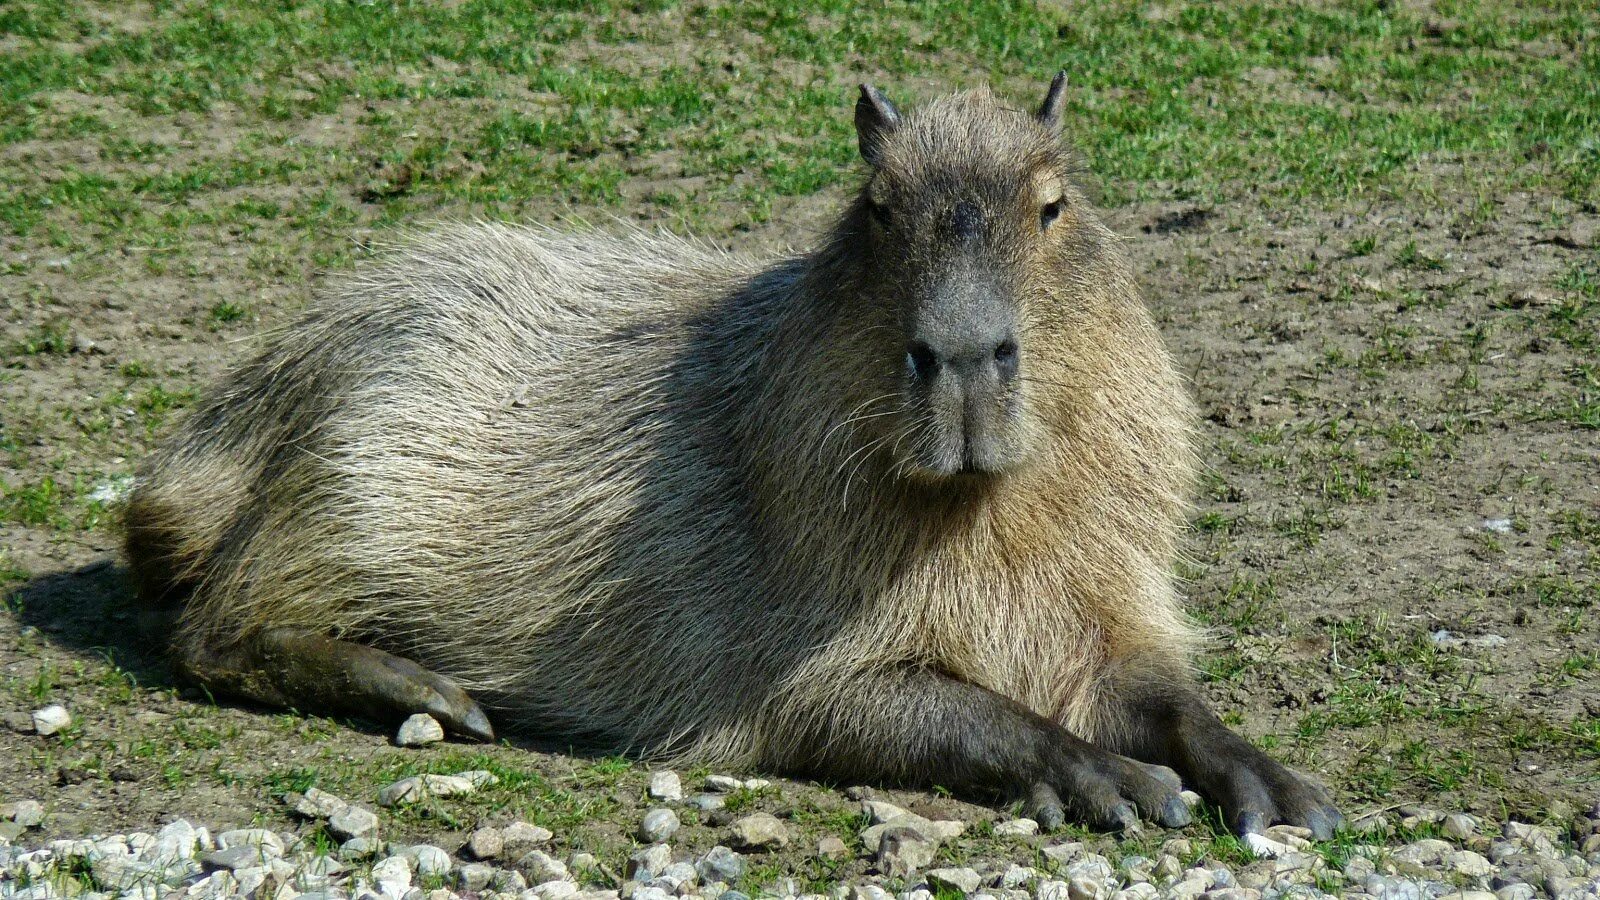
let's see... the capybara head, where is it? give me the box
[843,74,1084,481]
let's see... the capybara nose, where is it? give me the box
[906,334,1019,384]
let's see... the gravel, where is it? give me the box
[1,792,1597,900]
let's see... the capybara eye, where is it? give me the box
[1040,199,1062,230]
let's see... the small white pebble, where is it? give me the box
[648,771,683,802]
[394,714,445,747]
[31,705,71,736]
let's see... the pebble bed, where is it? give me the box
[2,716,1598,900]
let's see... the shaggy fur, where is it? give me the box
[126,87,1199,780]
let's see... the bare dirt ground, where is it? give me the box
[1,0,1597,885]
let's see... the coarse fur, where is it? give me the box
[126,86,1200,785]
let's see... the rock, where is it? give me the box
[1153,855,1183,881]
[1200,891,1260,900]
[467,827,504,860]
[1443,814,1480,841]
[637,808,680,843]
[8,801,44,829]
[816,836,849,859]
[632,887,673,900]
[3,712,35,733]
[328,805,379,841]
[656,861,699,891]
[372,854,412,892]
[1263,826,1312,849]
[1043,843,1085,865]
[405,844,451,877]
[688,793,726,811]
[728,813,789,850]
[152,819,201,862]
[378,774,475,806]
[293,788,350,819]
[851,887,894,900]
[860,815,964,851]
[1066,875,1106,900]
[1493,885,1535,900]
[31,705,71,736]
[697,847,744,883]
[568,851,598,872]
[217,829,285,856]
[1393,839,1455,866]
[876,826,936,878]
[459,769,499,789]
[1447,850,1496,878]
[456,862,495,892]
[862,801,912,824]
[993,819,1038,837]
[1501,823,1558,857]
[704,776,744,793]
[628,845,673,880]
[339,836,378,860]
[1344,856,1377,882]
[1241,834,1291,859]
[648,771,684,802]
[201,847,269,871]
[536,882,581,900]
[926,868,982,894]
[503,822,554,850]
[395,714,445,747]
[517,850,569,883]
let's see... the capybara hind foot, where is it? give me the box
[178,626,494,742]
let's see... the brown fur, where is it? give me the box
[125,86,1199,776]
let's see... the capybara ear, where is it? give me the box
[1036,71,1068,134]
[855,84,901,167]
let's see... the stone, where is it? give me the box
[395,714,445,747]
[517,850,569,884]
[876,826,936,878]
[728,813,789,850]
[1153,855,1184,881]
[993,819,1038,837]
[202,846,269,872]
[860,816,964,852]
[536,882,581,900]
[816,836,849,859]
[696,847,744,884]
[328,805,380,841]
[458,769,499,789]
[1066,875,1105,900]
[628,845,673,880]
[704,776,744,793]
[632,887,673,900]
[217,830,285,856]
[1443,814,1480,841]
[1393,839,1455,866]
[405,844,451,877]
[1200,891,1260,900]
[925,868,982,894]
[467,827,504,860]
[648,772,683,802]
[31,705,71,736]
[503,822,554,850]
[293,789,350,819]
[1241,834,1291,859]
[457,863,495,892]
[1493,886,1535,900]
[1043,843,1085,865]
[656,861,699,891]
[851,887,893,900]
[862,801,912,824]
[687,793,726,812]
[340,836,378,860]
[637,809,680,843]
[1447,850,1495,878]
[7,801,44,829]
[378,774,475,806]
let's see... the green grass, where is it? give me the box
[0,0,1595,267]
